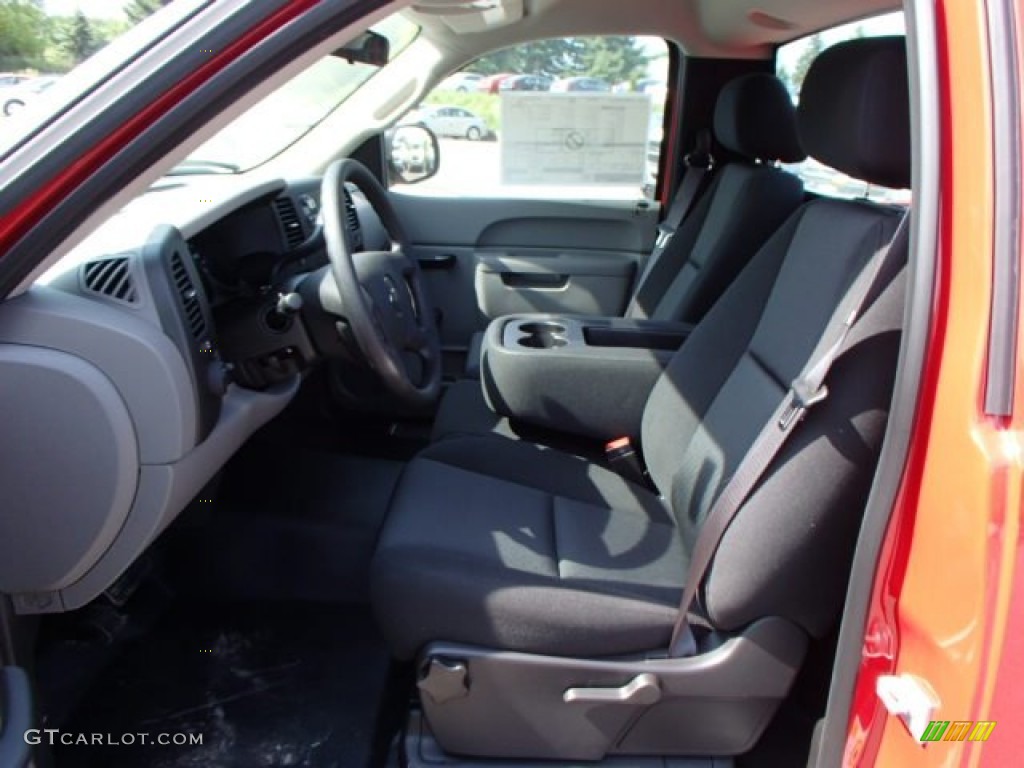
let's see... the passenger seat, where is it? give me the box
[435,72,807,442]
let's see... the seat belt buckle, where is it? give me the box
[605,437,648,486]
[778,380,829,430]
[668,621,698,658]
[654,226,674,251]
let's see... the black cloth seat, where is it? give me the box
[373,436,684,659]
[373,37,911,662]
[435,72,806,442]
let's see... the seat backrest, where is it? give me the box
[628,73,806,323]
[640,37,911,638]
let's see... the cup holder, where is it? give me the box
[519,333,568,349]
[519,322,566,335]
[517,321,568,349]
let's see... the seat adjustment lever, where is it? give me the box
[563,673,661,706]
[418,657,470,705]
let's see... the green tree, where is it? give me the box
[579,37,648,85]
[0,0,48,70]
[469,36,650,84]
[472,38,580,77]
[124,0,174,24]
[64,10,100,64]
[784,33,824,96]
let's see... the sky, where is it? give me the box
[43,0,129,20]
[777,11,906,76]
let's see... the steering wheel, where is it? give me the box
[320,159,441,406]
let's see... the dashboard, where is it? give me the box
[0,173,387,616]
[189,179,387,299]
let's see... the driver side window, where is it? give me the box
[391,36,670,201]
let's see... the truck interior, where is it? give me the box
[0,0,925,766]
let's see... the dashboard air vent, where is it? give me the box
[274,196,305,250]
[170,251,207,340]
[83,257,138,304]
[343,188,363,250]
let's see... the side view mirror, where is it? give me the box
[385,124,440,185]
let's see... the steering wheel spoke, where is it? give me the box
[321,159,441,406]
[404,326,433,359]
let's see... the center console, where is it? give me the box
[480,314,693,442]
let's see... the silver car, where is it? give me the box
[406,105,489,140]
[3,75,60,116]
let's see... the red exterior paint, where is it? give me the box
[982,527,1024,766]
[844,0,1024,764]
[980,7,1024,763]
[0,0,320,261]
[659,51,682,209]
[840,4,956,750]
[841,248,950,765]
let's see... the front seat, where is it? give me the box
[432,72,806,442]
[372,37,910,761]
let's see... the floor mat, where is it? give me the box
[54,603,391,768]
[168,453,404,604]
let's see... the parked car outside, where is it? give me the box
[402,104,489,140]
[2,75,60,116]
[498,74,552,91]
[437,72,483,91]
[0,73,32,89]
[550,76,612,92]
[476,73,514,93]
[638,78,668,103]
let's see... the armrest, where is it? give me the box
[464,331,485,379]
[578,316,695,349]
[480,314,692,442]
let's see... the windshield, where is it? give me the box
[0,1,204,155]
[0,3,418,170]
[180,14,419,173]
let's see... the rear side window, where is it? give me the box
[776,12,909,204]
[392,36,671,201]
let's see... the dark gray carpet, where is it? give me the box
[54,604,391,768]
[170,453,404,605]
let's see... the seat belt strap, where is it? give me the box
[667,211,911,658]
[660,133,713,234]
[631,130,715,302]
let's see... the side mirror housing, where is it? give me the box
[385,124,440,185]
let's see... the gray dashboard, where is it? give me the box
[0,177,344,614]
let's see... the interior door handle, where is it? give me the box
[563,673,661,706]
[500,272,569,289]
[418,253,456,270]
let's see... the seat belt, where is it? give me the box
[631,130,715,297]
[667,211,911,658]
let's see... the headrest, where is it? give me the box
[797,36,910,189]
[713,73,806,163]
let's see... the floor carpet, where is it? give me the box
[53,603,391,768]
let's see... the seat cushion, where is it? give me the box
[371,436,685,660]
[627,162,803,322]
[641,200,905,637]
